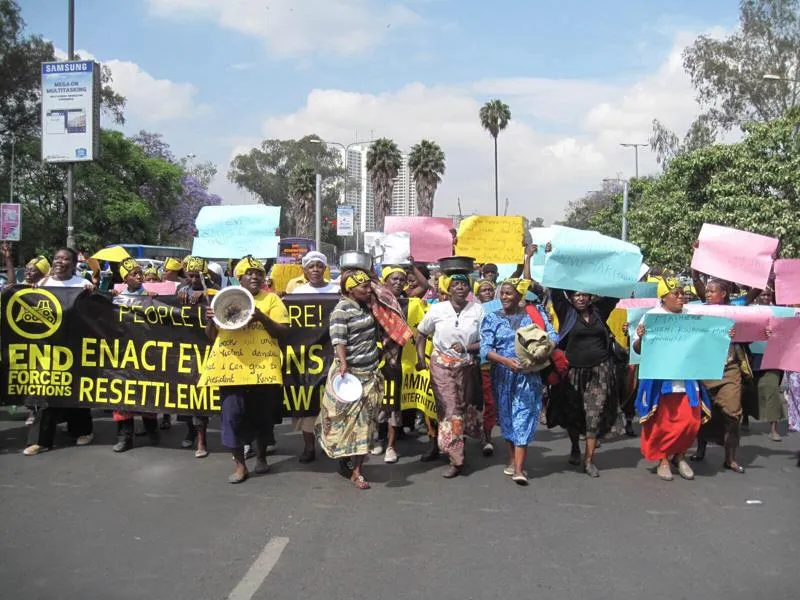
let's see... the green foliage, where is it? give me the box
[408,139,445,216]
[228,135,343,244]
[478,99,511,138]
[366,137,402,231]
[628,108,800,269]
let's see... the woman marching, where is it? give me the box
[316,269,385,489]
[109,258,160,452]
[480,272,557,485]
[415,262,484,478]
[474,277,499,456]
[690,278,750,473]
[546,255,620,477]
[205,256,289,483]
[632,278,712,481]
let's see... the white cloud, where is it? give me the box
[103,59,207,123]
[249,34,705,224]
[54,47,207,124]
[145,0,421,57]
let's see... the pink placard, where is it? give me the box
[761,316,800,371]
[113,282,178,295]
[691,223,778,289]
[384,216,454,263]
[774,259,800,306]
[0,203,21,241]
[616,298,659,309]
[684,304,772,341]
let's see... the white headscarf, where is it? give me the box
[301,251,327,268]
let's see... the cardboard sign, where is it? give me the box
[691,223,778,289]
[455,216,525,264]
[385,216,454,262]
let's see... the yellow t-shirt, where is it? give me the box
[210,291,289,385]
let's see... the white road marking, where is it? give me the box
[227,536,289,600]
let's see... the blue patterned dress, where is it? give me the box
[480,307,558,446]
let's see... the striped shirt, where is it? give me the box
[329,297,380,371]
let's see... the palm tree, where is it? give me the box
[408,140,446,217]
[479,99,511,216]
[288,164,316,238]
[366,137,402,231]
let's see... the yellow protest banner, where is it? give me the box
[455,216,525,264]
[198,323,283,387]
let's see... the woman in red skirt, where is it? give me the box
[632,279,712,481]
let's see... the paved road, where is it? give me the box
[0,410,798,600]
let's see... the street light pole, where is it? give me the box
[603,178,629,242]
[9,137,14,203]
[620,142,647,179]
[66,0,76,249]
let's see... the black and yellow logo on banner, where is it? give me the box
[5,288,62,340]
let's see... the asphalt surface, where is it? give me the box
[0,409,798,600]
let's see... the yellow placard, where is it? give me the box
[198,324,283,387]
[455,216,525,264]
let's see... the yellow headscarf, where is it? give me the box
[381,266,406,282]
[344,269,371,291]
[474,279,496,294]
[233,255,265,279]
[143,267,161,281]
[119,258,141,280]
[657,277,681,298]
[438,274,451,294]
[501,278,530,296]
[164,257,183,272]
[27,256,50,275]
[183,256,208,274]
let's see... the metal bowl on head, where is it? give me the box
[330,372,363,403]
[438,256,475,274]
[210,286,255,330]
[339,251,373,272]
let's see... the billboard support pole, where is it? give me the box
[66,0,75,250]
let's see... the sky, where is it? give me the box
[21,0,741,224]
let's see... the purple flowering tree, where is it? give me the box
[162,175,222,244]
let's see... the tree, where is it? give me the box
[408,139,445,216]
[131,131,222,244]
[228,135,343,243]
[479,99,511,216]
[630,108,800,269]
[288,164,316,238]
[651,0,800,167]
[366,137,402,231]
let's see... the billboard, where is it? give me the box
[336,205,354,236]
[41,61,101,163]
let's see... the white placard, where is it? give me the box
[41,61,100,163]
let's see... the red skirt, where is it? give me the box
[640,393,700,461]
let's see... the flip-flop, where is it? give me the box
[351,474,370,489]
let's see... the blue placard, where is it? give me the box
[639,313,733,380]
[541,226,642,298]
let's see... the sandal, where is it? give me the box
[228,470,249,484]
[724,461,745,474]
[351,474,370,489]
[195,449,209,459]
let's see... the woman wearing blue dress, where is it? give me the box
[480,278,557,485]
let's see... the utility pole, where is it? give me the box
[620,142,647,179]
[315,174,322,249]
[65,0,76,249]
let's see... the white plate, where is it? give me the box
[331,373,363,403]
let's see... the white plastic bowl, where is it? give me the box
[330,373,363,403]
[210,286,255,330]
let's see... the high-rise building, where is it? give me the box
[342,145,418,234]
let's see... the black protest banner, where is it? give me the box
[1,286,218,414]
[0,287,437,419]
